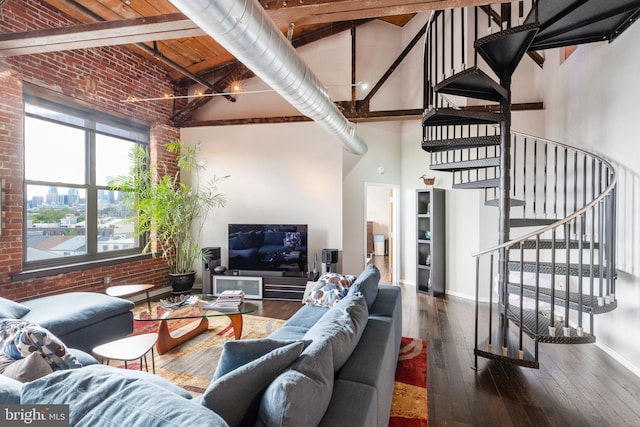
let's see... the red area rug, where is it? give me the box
[390,337,429,427]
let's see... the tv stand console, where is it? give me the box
[211,271,319,301]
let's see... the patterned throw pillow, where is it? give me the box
[303,273,357,307]
[0,319,82,371]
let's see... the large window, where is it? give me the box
[23,95,149,268]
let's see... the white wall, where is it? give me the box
[343,121,402,274]
[181,122,344,275]
[367,186,391,237]
[537,23,640,374]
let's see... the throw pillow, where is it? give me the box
[0,297,30,319]
[0,319,82,370]
[257,339,334,427]
[302,293,369,371]
[303,272,357,307]
[348,263,381,309]
[214,338,306,380]
[3,351,53,382]
[201,340,304,427]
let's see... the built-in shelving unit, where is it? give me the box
[416,187,445,295]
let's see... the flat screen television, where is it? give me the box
[228,224,308,274]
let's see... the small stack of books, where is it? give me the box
[204,290,245,311]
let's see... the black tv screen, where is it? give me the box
[228,224,308,273]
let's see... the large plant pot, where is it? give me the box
[170,271,196,294]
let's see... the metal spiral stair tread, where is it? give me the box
[506,282,618,314]
[434,67,507,102]
[504,306,597,344]
[422,135,500,153]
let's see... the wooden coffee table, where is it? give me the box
[133,295,258,355]
[93,333,158,373]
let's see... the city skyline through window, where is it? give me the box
[23,96,149,267]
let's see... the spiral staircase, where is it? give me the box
[421,0,640,368]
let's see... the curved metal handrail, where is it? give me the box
[472,130,617,257]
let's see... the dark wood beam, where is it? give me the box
[181,101,542,127]
[266,0,496,27]
[0,14,203,57]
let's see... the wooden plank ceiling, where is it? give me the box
[11,0,495,124]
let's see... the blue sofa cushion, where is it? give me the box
[0,373,21,404]
[258,339,334,427]
[348,264,381,309]
[68,349,99,366]
[303,293,369,371]
[21,292,134,336]
[202,340,304,427]
[81,364,193,400]
[21,367,228,427]
[0,297,30,318]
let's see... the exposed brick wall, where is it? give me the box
[0,0,186,301]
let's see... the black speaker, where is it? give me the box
[322,249,338,264]
[202,247,221,294]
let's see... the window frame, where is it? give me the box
[22,94,150,272]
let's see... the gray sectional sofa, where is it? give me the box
[0,291,135,351]
[0,265,402,427]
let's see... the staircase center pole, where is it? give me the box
[498,74,512,346]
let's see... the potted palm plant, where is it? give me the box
[111,140,227,293]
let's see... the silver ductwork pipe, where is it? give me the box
[169,0,368,155]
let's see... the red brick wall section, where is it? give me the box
[0,0,187,301]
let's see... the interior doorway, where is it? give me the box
[365,183,399,284]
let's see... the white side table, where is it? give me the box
[93,333,158,373]
[106,284,154,311]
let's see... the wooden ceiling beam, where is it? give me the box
[181,101,542,127]
[0,13,203,57]
[15,0,495,58]
[265,0,495,26]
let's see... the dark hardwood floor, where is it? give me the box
[256,283,640,426]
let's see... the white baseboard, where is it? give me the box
[595,341,640,379]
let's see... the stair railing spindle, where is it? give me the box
[609,184,617,296]
[450,8,455,76]
[474,6,479,66]
[544,143,548,217]
[441,11,445,81]
[533,140,538,216]
[550,229,556,337]
[461,7,465,69]
[583,155,588,238]
[598,199,604,298]
[489,253,494,351]
[553,145,558,218]
[519,241,525,356]
[573,151,578,236]
[523,137,527,216]
[564,222,571,331]
[534,234,540,358]
[577,212,584,332]
[513,135,518,197]
[474,255,480,369]
[563,147,568,219]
